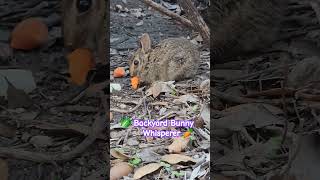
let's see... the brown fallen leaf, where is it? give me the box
[29,135,53,148]
[168,137,189,153]
[6,79,32,108]
[133,163,162,180]
[110,149,131,160]
[161,154,196,165]
[146,81,174,98]
[110,162,133,180]
[0,158,8,180]
[194,116,204,128]
[110,159,125,167]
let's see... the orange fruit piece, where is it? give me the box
[113,67,125,78]
[11,18,48,50]
[183,131,191,138]
[67,48,94,86]
[131,76,139,90]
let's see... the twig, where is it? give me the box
[110,97,145,113]
[229,63,296,83]
[178,0,210,47]
[0,114,106,163]
[141,0,194,29]
[280,58,290,145]
[309,0,320,24]
[212,89,281,105]
[158,111,176,120]
[194,128,210,140]
[280,101,304,176]
[241,128,256,145]
[244,88,296,98]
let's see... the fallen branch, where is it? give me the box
[141,0,194,29]
[110,97,145,113]
[212,88,280,105]
[309,0,320,24]
[178,0,210,47]
[243,88,296,98]
[0,114,106,163]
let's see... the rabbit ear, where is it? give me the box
[140,33,151,53]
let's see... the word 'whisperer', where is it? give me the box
[133,119,194,128]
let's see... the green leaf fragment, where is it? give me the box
[172,170,184,177]
[129,157,141,166]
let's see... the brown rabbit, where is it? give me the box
[210,0,286,63]
[61,0,107,65]
[129,33,200,85]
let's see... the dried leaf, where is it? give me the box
[110,162,133,180]
[110,149,131,160]
[168,137,189,153]
[200,104,210,125]
[136,148,160,163]
[173,94,199,104]
[0,69,36,99]
[127,137,139,146]
[133,163,162,179]
[29,135,53,148]
[0,158,8,180]
[110,83,121,93]
[161,154,196,165]
[67,48,94,86]
[10,18,48,50]
[200,79,209,90]
[215,103,284,131]
[288,56,320,89]
[214,138,281,169]
[146,81,174,98]
[7,80,32,108]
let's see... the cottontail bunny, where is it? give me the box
[61,0,107,65]
[210,0,285,63]
[129,33,200,85]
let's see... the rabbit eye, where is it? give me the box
[77,0,92,13]
[134,60,139,65]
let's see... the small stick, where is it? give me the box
[0,114,106,163]
[110,97,145,113]
[178,0,210,47]
[141,0,194,29]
